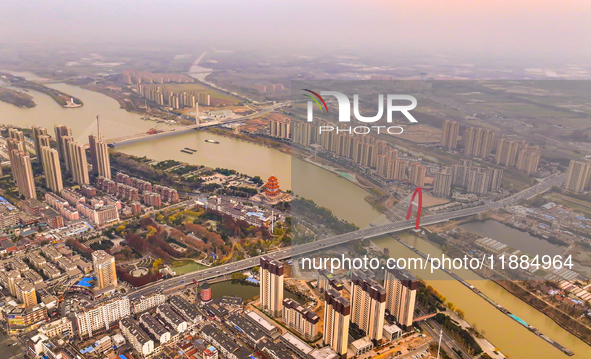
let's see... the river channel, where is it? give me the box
[1,78,589,358]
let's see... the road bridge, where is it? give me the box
[126,170,566,300]
[102,102,288,147]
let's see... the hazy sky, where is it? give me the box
[2,0,590,61]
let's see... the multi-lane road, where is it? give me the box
[128,173,566,300]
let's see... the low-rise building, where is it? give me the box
[383,323,403,343]
[57,256,78,272]
[27,252,47,269]
[140,312,171,344]
[227,314,266,345]
[92,335,113,354]
[308,347,339,359]
[76,259,93,274]
[256,339,292,359]
[200,325,241,359]
[2,304,48,331]
[0,201,21,230]
[169,295,202,325]
[38,317,74,338]
[22,269,44,286]
[245,310,279,338]
[202,345,219,359]
[41,208,64,229]
[120,317,154,357]
[157,303,188,333]
[132,292,166,313]
[26,333,49,358]
[41,263,61,279]
[349,337,373,357]
[41,246,62,263]
[10,256,30,272]
[93,204,120,227]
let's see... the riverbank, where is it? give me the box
[418,224,591,349]
[201,126,395,214]
[493,279,591,347]
[0,72,84,108]
[479,210,571,248]
[205,127,291,154]
[79,82,137,112]
[379,233,576,356]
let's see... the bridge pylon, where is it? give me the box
[406,187,423,230]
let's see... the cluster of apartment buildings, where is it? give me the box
[202,293,338,359]
[41,188,121,227]
[0,247,113,334]
[3,125,117,226]
[136,83,211,110]
[97,172,179,206]
[506,201,591,243]
[24,291,201,359]
[15,246,206,359]
[268,118,291,139]
[260,257,416,358]
[433,159,504,198]
[75,292,201,357]
[121,70,195,85]
[441,120,542,175]
[292,120,427,187]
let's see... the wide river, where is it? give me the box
[1,80,589,358]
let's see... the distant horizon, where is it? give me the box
[1,0,590,64]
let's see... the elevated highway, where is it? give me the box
[127,173,565,300]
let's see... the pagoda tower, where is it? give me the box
[265,176,281,197]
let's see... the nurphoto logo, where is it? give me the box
[303,89,418,135]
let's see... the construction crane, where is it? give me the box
[147,123,163,135]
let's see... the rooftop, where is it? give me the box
[280,332,313,355]
[169,295,201,321]
[309,346,339,359]
[245,311,276,333]
[121,317,152,345]
[140,312,169,336]
[157,303,186,325]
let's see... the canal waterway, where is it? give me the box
[461,219,564,256]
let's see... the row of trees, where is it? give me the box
[292,198,358,234]
[126,228,181,264]
[416,282,447,313]
[66,238,94,260]
[116,266,162,287]
[434,313,483,356]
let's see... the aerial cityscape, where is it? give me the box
[1,1,591,359]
